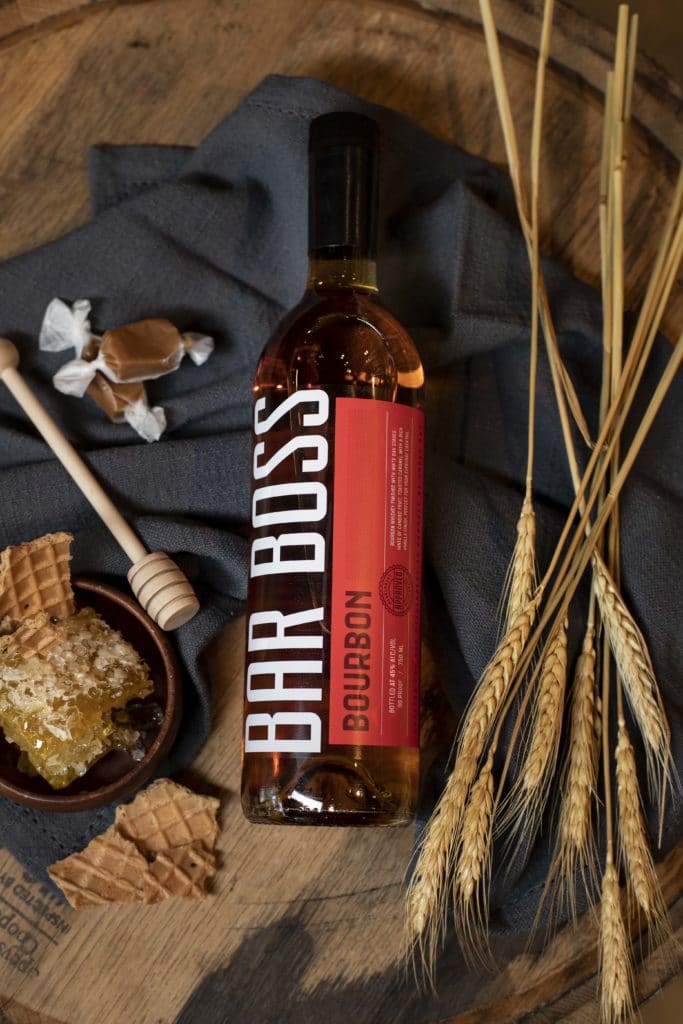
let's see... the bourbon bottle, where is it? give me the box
[241,113,425,825]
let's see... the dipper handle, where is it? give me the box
[0,338,199,630]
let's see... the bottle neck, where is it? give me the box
[307,256,378,293]
[308,113,379,295]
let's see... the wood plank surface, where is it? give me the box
[0,1,681,1022]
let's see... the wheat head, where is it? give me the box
[523,618,569,791]
[498,617,568,866]
[616,716,671,948]
[453,751,495,963]
[404,595,539,977]
[505,491,537,633]
[561,623,599,852]
[599,859,635,1024]
[593,553,672,822]
[545,619,600,922]
[461,595,540,765]
[404,755,474,976]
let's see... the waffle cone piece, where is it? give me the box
[48,828,149,908]
[0,612,65,660]
[143,843,217,904]
[115,778,220,855]
[0,532,74,626]
[49,780,221,908]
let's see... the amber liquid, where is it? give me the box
[242,260,424,825]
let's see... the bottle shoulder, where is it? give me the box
[255,288,424,402]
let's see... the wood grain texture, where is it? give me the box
[0,1,680,1022]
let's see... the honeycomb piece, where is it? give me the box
[115,779,220,855]
[0,607,153,788]
[143,843,217,904]
[0,533,74,627]
[48,827,148,908]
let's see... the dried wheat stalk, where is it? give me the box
[406,2,681,1004]
[523,618,568,792]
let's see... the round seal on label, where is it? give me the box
[379,564,414,616]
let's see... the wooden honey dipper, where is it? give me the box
[0,338,200,630]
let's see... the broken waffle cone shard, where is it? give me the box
[143,842,217,904]
[0,533,74,625]
[48,780,221,909]
[48,827,148,909]
[1,611,65,659]
[115,778,220,855]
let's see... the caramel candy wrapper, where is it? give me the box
[50,311,214,394]
[39,297,94,356]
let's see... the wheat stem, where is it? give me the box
[495,333,682,800]
[478,0,592,448]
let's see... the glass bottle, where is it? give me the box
[241,112,425,825]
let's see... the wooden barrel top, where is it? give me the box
[0,2,680,1022]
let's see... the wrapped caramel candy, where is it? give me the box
[39,298,213,442]
[86,373,166,442]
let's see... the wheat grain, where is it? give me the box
[593,552,672,820]
[456,752,495,902]
[498,617,568,864]
[599,859,635,1024]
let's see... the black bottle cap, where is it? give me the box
[308,112,379,261]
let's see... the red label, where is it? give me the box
[329,398,423,747]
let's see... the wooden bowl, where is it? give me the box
[0,578,182,811]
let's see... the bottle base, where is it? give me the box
[242,803,414,827]
[242,751,418,827]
